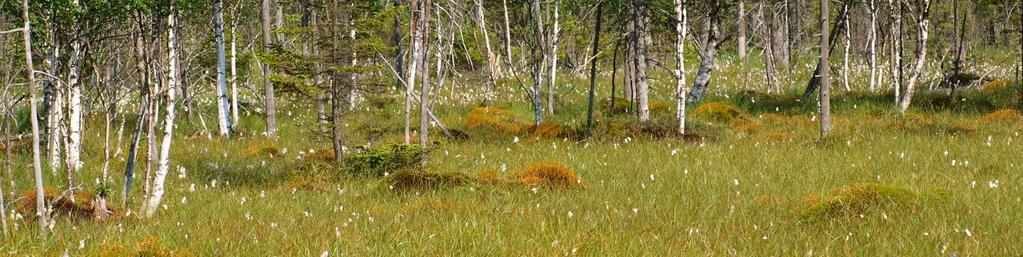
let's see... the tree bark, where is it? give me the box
[819,0,831,138]
[420,0,434,147]
[547,0,561,116]
[675,0,688,134]
[686,0,722,106]
[867,0,878,91]
[585,2,603,130]
[633,0,650,121]
[214,0,232,136]
[406,0,424,144]
[897,0,931,113]
[262,0,278,139]
[738,0,747,59]
[22,0,50,231]
[146,0,180,217]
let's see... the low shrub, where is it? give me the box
[344,144,430,176]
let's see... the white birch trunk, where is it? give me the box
[867,0,878,91]
[842,2,851,92]
[214,0,231,136]
[675,0,688,134]
[547,0,560,116]
[146,1,180,217]
[475,0,499,87]
[406,0,423,144]
[230,22,239,124]
[66,0,84,190]
[898,2,930,113]
[22,0,49,230]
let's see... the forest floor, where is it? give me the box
[2,63,1023,256]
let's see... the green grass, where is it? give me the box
[1,54,1022,256]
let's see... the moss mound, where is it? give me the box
[383,171,470,192]
[464,107,526,134]
[980,109,1022,122]
[690,101,748,124]
[527,122,568,139]
[801,183,939,220]
[16,187,96,221]
[516,161,585,189]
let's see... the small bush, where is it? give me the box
[801,183,937,221]
[690,101,748,124]
[464,107,526,134]
[383,171,470,192]
[344,144,430,176]
[516,161,585,189]
[980,109,1022,122]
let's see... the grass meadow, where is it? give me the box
[1,52,1022,256]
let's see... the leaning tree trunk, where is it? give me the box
[22,0,50,231]
[819,0,831,138]
[146,0,180,217]
[214,0,232,136]
[897,1,931,113]
[674,0,688,134]
[475,0,499,94]
[687,0,722,106]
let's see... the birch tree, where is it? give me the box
[547,0,561,116]
[66,0,86,192]
[214,0,232,136]
[867,0,879,91]
[18,0,50,230]
[819,0,832,138]
[146,0,181,217]
[896,0,931,113]
[738,0,746,59]
[406,0,425,144]
[675,0,688,134]
[633,0,651,121]
[687,0,722,106]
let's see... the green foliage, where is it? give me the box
[344,144,431,176]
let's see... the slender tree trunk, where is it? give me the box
[585,2,603,130]
[675,0,688,134]
[819,0,831,138]
[897,1,931,113]
[261,0,278,139]
[842,2,851,92]
[146,0,180,217]
[230,18,240,124]
[547,0,561,116]
[214,0,232,136]
[687,0,722,106]
[633,0,650,121]
[406,0,424,144]
[529,0,545,126]
[893,1,904,105]
[476,0,499,92]
[868,0,878,91]
[502,0,515,76]
[124,16,150,207]
[22,0,50,230]
[738,0,747,59]
[420,0,434,147]
[66,1,84,190]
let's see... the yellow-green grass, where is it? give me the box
[0,53,1021,256]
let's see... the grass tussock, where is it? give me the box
[93,236,195,257]
[344,144,430,176]
[980,109,1022,122]
[474,169,501,184]
[527,122,569,139]
[285,173,330,191]
[464,107,526,135]
[800,183,939,221]
[691,101,748,125]
[16,187,97,221]
[516,161,585,189]
[243,140,281,157]
[383,171,470,192]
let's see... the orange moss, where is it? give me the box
[517,161,585,189]
[464,107,526,134]
[732,120,760,134]
[286,173,329,191]
[690,101,748,124]
[243,140,280,157]
[16,187,95,220]
[981,80,1013,94]
[980,109,1022,122]
[474,169,501,184]
[528,122,566,139]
